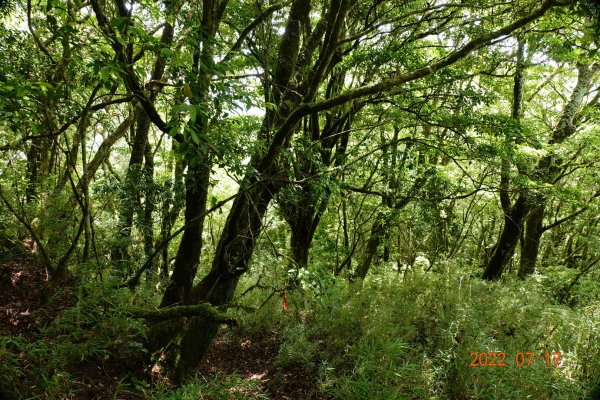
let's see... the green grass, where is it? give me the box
[237,265,600,399]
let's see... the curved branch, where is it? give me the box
[89,0,171,134]
[542,190,600,232]
[119,187,250,289]
[27,0,55,62]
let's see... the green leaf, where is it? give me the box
[191,130,200,145]
[15,86,27,98]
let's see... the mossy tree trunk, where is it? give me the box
[143,0,569,382]
[148,0,228,381]
[164,0,316,382]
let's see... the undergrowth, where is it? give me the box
[146,373,267,400]
[2,263,599,399]
[235,265,600,399]
[0,281,147,399]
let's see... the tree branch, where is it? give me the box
[220,2,289,64]
[258,0,564,174]
[119,187,252,289]
[542,190,600,232]
[89,0,171,133]
[128,303,237,325]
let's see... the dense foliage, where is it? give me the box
[0,0,599,398]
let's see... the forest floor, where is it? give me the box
[0,259,321,399]
[0,258,63,338]
[199,329,327,400]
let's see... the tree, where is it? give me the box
[483,60,598,280]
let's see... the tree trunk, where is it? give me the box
[148,159,211,376]
[290,218,312,269]
[487,62,598,280]
[281,107,354,270]
[353,213,384,281]
[483,194,530,280]
[25,139,41,202]
[170,178,280,383]
[159,161,211,308]
[285,181,331,270]
[518,203,544,278]
[482,36,527,281]
[149,0,228,381]
[159,155,185,277]
[113,14,175,264]
[112,108,150,263]
[142,141,155,277]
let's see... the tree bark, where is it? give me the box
[142,141,156,276]
[149,0,229,383]
[159,162,211,308]
[112,108,148,263]
[290,216,312,269]
[143,0,570,381]
[171,178,280,383]
[353,213,384,281]
[159,142,185,277]
[112,8,176,264]
[518,203,544,278]
[482,37,526,280]
[483,194,531,280]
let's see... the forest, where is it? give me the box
[1,0,600,398]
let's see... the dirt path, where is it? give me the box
[199,328,332,399]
